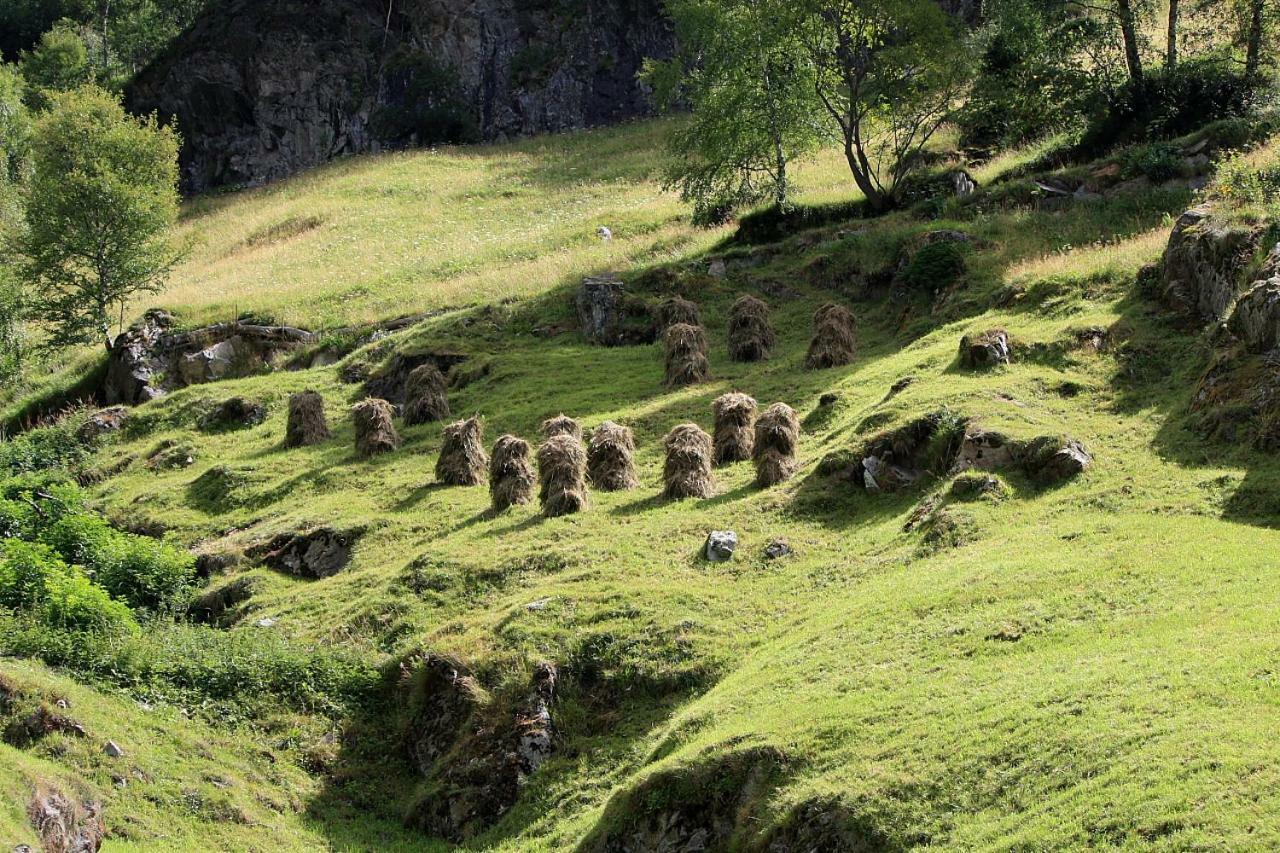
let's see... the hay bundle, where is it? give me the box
[727,295,776,362]
[664,322,710,388]
[753,402,801,486]
[541,413,583,441]
[537,434,589,517]
[587,421,639,491]
[435,416,489,486]
[490,435,536,510]
[402,363,451,425]
[285,390,330,447]
[656,296,702,331]
[662,423,714,499]
[805,303,857,369]
[712,392,757,465]
[352,398,400,457]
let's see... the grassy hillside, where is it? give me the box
[6,119,1280,850]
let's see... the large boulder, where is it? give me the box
[1162,204,1265,323]
[127,0,675,192]
[958,329,1011,369]
[575,275,656,346]
[1228,246,1280,353]
[251,528,360,578]
[103,313,315,405]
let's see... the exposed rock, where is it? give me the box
[27,786,103,853]
[1021,437,1093,485]
[188,576,260,626]
[104,311,315,405]
[146,440,195,470]
[949,472,1008,501]
[951,170,978,197]
[763,539,792,560]
[704,531,738,562]
[76,407,130,443]
[1228,246,1280,353]
[953,428,1019,473]
[103,741,124,758]
[854,413,967,494]
[1162,204,1264,323]
[198,397,267,431]
[251,528,361,578]
[128,0,675,192]
[958,329,1011,369]
[708,258,727,278]
[576,275,656,347]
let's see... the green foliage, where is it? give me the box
[17,20,90,110]
[0,539,136,632]
[643,0,821,224]
[899,240,967,291]
[1208,150,1280,217]
[1119,142,1183,182]
[22,85,181,351]
[0,417,87,476]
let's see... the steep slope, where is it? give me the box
[8,123,1280,848]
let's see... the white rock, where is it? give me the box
[704,530,738,562]
[104,740,125,758]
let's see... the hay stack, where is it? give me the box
[402,364,451,426]
[541,413,583,441]
[727,295,776,362]
[656,296,701,332]
[587,421,639,491]
[490,435,536,511]
[435,417,489,486]
[352,398,400,457]
[805,303,857,369]
[664,323,711,388]
[753,402,801,486]
[537,434,589,517]
[285,391,330,447]
[662,423,714,499]
[711,392,757,465]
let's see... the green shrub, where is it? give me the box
[0,539,135,632]
[1120,143,1183,183]
[899,241,967,292]
[0,417,87,476]
[1210,151,1280,214]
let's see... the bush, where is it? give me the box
[0,539,135,633]
[1120,142,1183,183]
[40,513,195,614]
[0,418,88,476]
[899,241,967,292]
[1209,151,1280,215]
[1080,60,1261,157]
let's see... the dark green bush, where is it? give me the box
[899,241,967,292]
[735,200,867,244]
[0,417,87,476]
[0,539,136,632]
[1080,60,1261,157]
[1120,142,1183,183]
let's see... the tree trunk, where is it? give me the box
[1166,0,1179,68]
[1246,0,1265,77]
[1117,0,1144,82]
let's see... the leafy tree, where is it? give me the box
[0,66,31,386]
[18,20,91,110]
[644,0,822,223]
[797,0,971,212]
[21,86,180,351]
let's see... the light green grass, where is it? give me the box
[6,120,1280,849]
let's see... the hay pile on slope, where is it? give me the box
[805,303,857,369]
[490,435,536,510]
[537,434,589,517]
[753,402,801,486]
[285,390,330,447]
[587,421,639,491]
[352,398,400,457]
[662,423,714,499]
[727,295,776,362]
[435,417,489,486]
[403,363,451,425]
[712,392,757,465]
[656,296,702,332]
[664,322,711,388]
[541,413,583,441]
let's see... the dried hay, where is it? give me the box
[656,296,702,331]
[537,434,589,517]
[436,416,489,486]
[664,322,711,388]
[490,434,536,510]
[285,390,330,447]
[805,303,856,370]
[541,413,583,441]
[403,363,451,425]
[727,295,776,362]
[711,392,757,465]
[352,398,400,457]
[663,423,714,499]
[753,402,800,486]
[587,421,639,491]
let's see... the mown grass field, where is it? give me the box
[6,119,1280,850]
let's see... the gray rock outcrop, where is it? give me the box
[1162,204,1265,323]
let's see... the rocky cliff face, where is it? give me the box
[127,0,673,192]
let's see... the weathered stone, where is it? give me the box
[103,741,124,758]
[763,539,792,560]
[198,397,267,431]
[575,275,655,347]
[127,0,676,192]
[953,429,1018,472]
[704,531,738,562]
[1022,437,1093,485]
[77,407,131,444]
[251,528,360,578]
[1162,204,1264,323]
[958,329,1011,369]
